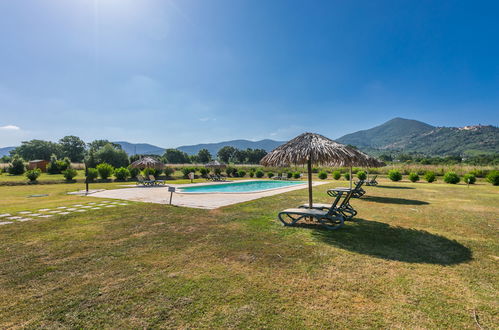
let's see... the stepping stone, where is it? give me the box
[72,204,84,207]
[57,206,68,209]
[38,209,50,212]
[7,216,22,220]
[97,204,107,206]
[0,214,11,218]
[18,211,32,215]
[66,208,77,211]
[81,206,92,208]
[118,203,128,206]
[100,201,110,203]
[104,205,116,208]
[30,213,41,216]
[87,202,96,205]
[18,218,33,222]
[0,221,13,225]
[59,212,71,215]
[91,207,101,210]
[75,209,87,212]
[49,210,61,213]
[38,215,54,218]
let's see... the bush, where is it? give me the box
[293,172,301,179]
[86,168,99,182]
[237,170,246,177]
[332,170,341,180]
[114,167,130,181]
[356,170,367,181]
[200,168,209,177]
[408,172,419,182]
[164,167,174,177]
[287,171,293,179]
[225,166,236,177]
[318,171,328,180]
[181,167,196,178]
[46,154,60,174]
[8,156,25,175]
[344,172,350,181]
[128,166,140,179]
[96,163,114,180]
[424,171,436,183]
[443,171,460,184]
[214,168,222,175]
[463,173,476,184]
[249,171,255,178]
[255,170,265,178]
[25,169,41,182]
[62,168,78,181]
[312,167,319,173]
[267,172,274,178]
[486,170,499,186]
[387,169,402,182]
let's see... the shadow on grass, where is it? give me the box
[362,196,429,205]
[375,185,415,189]
[312,218,472,265]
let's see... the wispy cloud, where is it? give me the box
[0,125,20,131]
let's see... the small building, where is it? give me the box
[28,160,49,172]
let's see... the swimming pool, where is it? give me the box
[179,180,306,193]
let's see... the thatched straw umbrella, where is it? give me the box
[130,157,165,170]
[204,160,227,169]
[260,132,384,208]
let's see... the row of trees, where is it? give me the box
[378,153,499,165]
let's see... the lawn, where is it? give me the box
[0,179,497,328]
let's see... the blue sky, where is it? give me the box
[0,0,498,148]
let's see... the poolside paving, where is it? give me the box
[90,180,328,209]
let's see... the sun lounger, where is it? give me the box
[327,180,366,198]
[299,189,357,220]
[136,174,154,186]
[148,175,166,186]
[278,193,345,230]
[365,175,378,186]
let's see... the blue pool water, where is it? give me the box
[179,180,305,193]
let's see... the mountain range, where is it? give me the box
[1,118,497,158]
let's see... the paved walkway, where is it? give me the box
[90,180,328,209]
[0,200,129,226]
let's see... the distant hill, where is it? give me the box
[177,139,285,156]
[337,118,499,156]
[113,141,165,156]
[0,146,15,157]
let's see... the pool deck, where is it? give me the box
[89,180,329,209]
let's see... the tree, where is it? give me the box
[8,155,26,175]
[88,140,122,152]
[163,149,190,164]
[94,144,129,168]
[59,135,86,162]
[10,140,61,160]
[197,149,212,163]
[217,146,236,163]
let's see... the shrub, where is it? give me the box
[181,167,196,178]
[287,171,293,179]
[344,172,350,181]
[408,172,419,182]
[318,171,328,180]
[237,170,246,177]
[293,172,301,179]
[312,167,319,173]
[267,172,274,178]
[143,167,160,178]
[255,170,265,178]
[164,167,175,177]
[387,169,402,182]
[25,169,41,182]
[469,169,487,178]
[463,173,476,184]
[8,156,25,175]
[249,171,254,178]
[424,171,436,183]
[96,163,114,180]
[486,170,499,186]
[62,168,78,181]
[214,168,222,175]
[46,154,60,174]
[200,168,209,177]
[443,171,460,184]
[332,170,341,180]
[356,170,367,181]
[114,167,130,181]
[128,166,140,179]
[86,168,98,182]
[225,166,236,177]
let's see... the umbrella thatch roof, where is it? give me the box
[130,157,165,169]
[260,132,384,167]
[205,160,227,168]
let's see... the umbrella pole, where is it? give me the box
[349,166,352,189]
[308,158,313,208]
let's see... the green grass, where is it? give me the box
[0,179,497,328]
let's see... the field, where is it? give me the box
[0,178,498,328]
